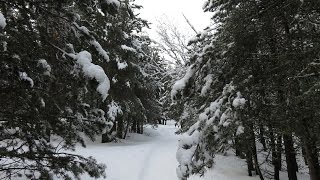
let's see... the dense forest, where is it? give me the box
[0,0,320,180]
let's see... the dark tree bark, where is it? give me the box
[123,116,131,139]
[276,135,282,171]
[269,127,280,180]
[137,120,143,134]
[235,137,245,158]
[117,117,123,138]
[246,150,254,177]
[132,119,137,133]
[245,123,254,177]
[301,118,320,180]
[140,122,144,134]
[283,134,297,180]
[251,128,264,180]
[259,125,267,151]
[302,146,308,166]
[303,138,320,180]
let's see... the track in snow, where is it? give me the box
[76,121,179,180]
[137,125,178,180]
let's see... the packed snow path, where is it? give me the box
[77,121,179,180]
[77,121,306,180]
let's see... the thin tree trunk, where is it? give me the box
[117,117,123,138]
[246,150,254,177]
[250,124,264,180]
[302,146,308,166]
[123,116,131,139]
[304,139,320,180]
[136,120,141,134]
[245,123,254,177]
[283,134,297,180]
[301,118,320,180]
[269,128,280,180]
[137,120,143,134]
[235,137,243,158]
[132,119,137,133]
[259,125,267,151]
[140,122,143,134]
[276,135,282,171]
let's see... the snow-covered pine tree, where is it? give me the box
[0,1,111,178]
[96,3,164,141]
[0,0,162,179]
[174,0,320,180]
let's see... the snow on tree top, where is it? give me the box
[171,65,196,99]
[74,51,110,101]
[104,0,121,7]
[121,45,137,53]
[232,92,246,108]
[38,59,51,76]
[200,74,214,96]
[90,40,110,62]
[19,72,34,87]
[0,12,6,29]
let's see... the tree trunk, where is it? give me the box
[276,135,282,171]
[301,118,320,180]
[235,137,244,158]
[246,150,254,177]
[259,125,267,151]
[123,117,131,139]
[302,146,308,166]
[251,127,264,180]
[304,139,320,180]
[283,134,297,180]
[137,120,143,134]
[117,117,123,138]
[132,119,137,133]
[140,122,143,134]
[268,127,280,180]
[245,124,254,177]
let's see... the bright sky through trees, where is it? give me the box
[135,0,212,39]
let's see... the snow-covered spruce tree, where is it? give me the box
[174,0,320,180]
[0,0,160,179]
[96,4,164,141]
[0,1,109,179]
[175,82,247,179]
[172,16,249,178]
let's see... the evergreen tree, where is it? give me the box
[0,0,162,179]
[174,0,320,180]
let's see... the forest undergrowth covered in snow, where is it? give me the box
[1,0,320,180]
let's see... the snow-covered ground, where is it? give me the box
[77,121,178,180]
[189,154,259,180]
[76,121,277,180]
[1,120,310,180]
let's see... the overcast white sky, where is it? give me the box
[134,0,212,40]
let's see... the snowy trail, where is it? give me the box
[76,121,179,180]
[76,121,278,180]
[137,125,178,180]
